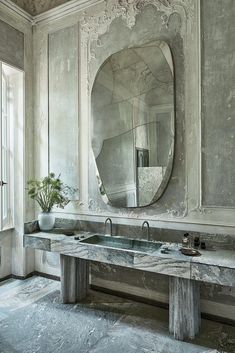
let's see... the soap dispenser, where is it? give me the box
[182,233,190,248]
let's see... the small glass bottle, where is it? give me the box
[182,233,190,248]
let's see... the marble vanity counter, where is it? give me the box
[24,232,235,287]
[24,231,235,340]
[191,248,235,269]
[190,248,235,287]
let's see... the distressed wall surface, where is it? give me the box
[49,25,79,191]
[0,230,12,279]
[201,0,235,207]
[32,0,235,321]
[11,0,72,15]
[0,19,24,69]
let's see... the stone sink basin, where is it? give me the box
[79,234,162,254]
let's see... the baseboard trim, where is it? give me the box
[11,272,35,280]
[0,274,12,283]
[1,271,60,282]
[91,285,235,327]
[91,284,169,310]
[1,274,234,327]
[33,271,60,282]
[201,313,235,328]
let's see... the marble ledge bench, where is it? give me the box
[24,231,235,341]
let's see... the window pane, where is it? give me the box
[1,63,24,229]
[2,69,9,224]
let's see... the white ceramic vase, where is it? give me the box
[38,212,55,231]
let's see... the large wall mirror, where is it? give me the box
[91,40,175,207]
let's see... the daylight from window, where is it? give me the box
[0,62,24,230]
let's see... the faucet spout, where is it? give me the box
[105,217,113,236]
[142,221,150,241]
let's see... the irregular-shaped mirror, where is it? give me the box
[91,40,174,207]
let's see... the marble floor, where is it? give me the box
[0,276,234,353]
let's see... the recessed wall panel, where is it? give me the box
[49,25,79,192]
[201,0,235,207]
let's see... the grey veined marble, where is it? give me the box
[0,276,235,353]
[60,255,89,303]
[169,277,200,340]
[25,218,235,250]
[24,232,235,287]
[23,231,235,341]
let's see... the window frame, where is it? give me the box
[0,61,24,231]
[1,66,10,228]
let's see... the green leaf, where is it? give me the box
[26,172,79,212]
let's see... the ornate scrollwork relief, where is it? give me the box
[80,0,195,95]
[80,0,195,47]
[84,0,199,217]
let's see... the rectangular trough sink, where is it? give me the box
[79,234,162,254]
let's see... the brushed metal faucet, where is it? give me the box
[105,217,113,236]
[142,221,150,241]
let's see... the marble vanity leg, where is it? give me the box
[60,255,89,303]
[169,277,201,340]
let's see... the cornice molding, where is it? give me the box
[0,0,103,25]
[0,0,32,23]
[32,0,103,25]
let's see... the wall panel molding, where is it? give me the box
[0,0,32,23]
[32,0,102,25]
[0,0,103,25]
[32,0,235,232]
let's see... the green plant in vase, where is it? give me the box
[27,172,78,231]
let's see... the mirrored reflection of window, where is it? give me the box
[0,63,24,230]
[92,41,175,207]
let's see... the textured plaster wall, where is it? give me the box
[0,230,12,279]
[32,0,235,320]
[201,0,235,207]
[49,25,79,192]
[0,19,24,69]
[11,0,72,16]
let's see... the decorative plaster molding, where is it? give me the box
[79,0,199,220]
[1,0,195,27]
[80,0,192,44]
[31,0,235,228]
[0,0,103,25]
[0,0,32,23]
[32,0,103,25]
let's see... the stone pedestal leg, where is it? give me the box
[60,255,89,303]
[169,277,201,340]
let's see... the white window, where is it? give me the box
[0,62,24,230]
